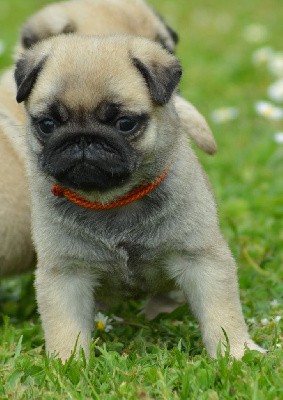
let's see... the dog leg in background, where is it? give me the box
[143,290,186,320]
[174,96,217,155]
[35,265,96,360]
[169,243,266,358]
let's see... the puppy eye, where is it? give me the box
[115,117,137,133]
[38,118,56,135]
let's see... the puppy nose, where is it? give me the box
[69,136,118,159]
[84,137,119,158]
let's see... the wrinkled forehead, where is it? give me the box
[28,41,152,115]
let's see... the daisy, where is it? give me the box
[260,318,269,326]
[268,52,283,77]
[211,106,239,123]
[247,318,256,324]
[268,79,283,102]
[252,47,274,66]
[94,312,113,332]
[243,23,268,44]
[274,133,283,144]
[255,101,283,120]
[270,299,280,307]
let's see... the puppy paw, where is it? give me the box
[229,339,266,359]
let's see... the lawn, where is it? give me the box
[0,0,282,399]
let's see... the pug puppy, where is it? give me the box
[0,0,215,277]
[14,34,264,361]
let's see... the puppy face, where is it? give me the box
[15,36,181,193]
[15,0,217,156]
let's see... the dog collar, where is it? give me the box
[51,165,171,210]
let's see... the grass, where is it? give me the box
[0,0,282,398]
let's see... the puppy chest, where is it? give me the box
[96,242,172,300]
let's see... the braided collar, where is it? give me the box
[51,165,171,210]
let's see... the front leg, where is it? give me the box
[35,263,96,361]
[169,244,265,358]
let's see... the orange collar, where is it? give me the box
[51,165,171,210]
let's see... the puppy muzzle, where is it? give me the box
[40,133,138,191]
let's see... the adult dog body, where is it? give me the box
[0,0,215,276]
[15,35,264,360]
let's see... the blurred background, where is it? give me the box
[0,0,282,334]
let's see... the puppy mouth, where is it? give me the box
[40,134,138,191]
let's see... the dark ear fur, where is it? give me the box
[14,56,46,103]
[21,21,76,49]
[165,23,179,45]
[154,11,179,47]
[132,57,182,105]
[21,31,38,49]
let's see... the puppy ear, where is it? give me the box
[14,56,47,103]
[174,96,217,155]
[152,11,178,53]
[156,12,179,46]
[132,42,182,105]
[165,24,179,46]
[21,5,76,49]
[21,22,75,49]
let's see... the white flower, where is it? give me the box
[247,318,256,324]
[94,312,113,332]
[276,343,282,348]
[261,318,269,326]
[270,299,280,307]
[268,79,283,102]
[243,24,268,43]
[255,101,283,120]
[211,107,239,123]
[252,47,274,66]
[0,40,5,56]
[274,132,283,143]
[268,52,283,77]
[274,316,282,323]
